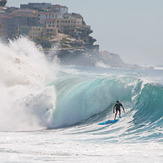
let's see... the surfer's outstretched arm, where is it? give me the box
[113,105,115,113]
[122,105,125,113]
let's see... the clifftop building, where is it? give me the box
[0,3,84,39]
[20,3,52,10]
[11,9,36,15]
[20,3,68,14]
[0,2,98,51]
[49,5,68,14]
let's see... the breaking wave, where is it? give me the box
[50,74,163,142]
[0,37,58,131]
[0,37,162,143]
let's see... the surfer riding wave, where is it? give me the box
[113,101,125,120]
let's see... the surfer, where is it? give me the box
[113,101,125,120]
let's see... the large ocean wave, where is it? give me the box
[0,37,162,143]
[50,74,163,142]
[51,76,140,127]
[53,76,162,122]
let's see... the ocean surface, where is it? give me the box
[0,38,163,163]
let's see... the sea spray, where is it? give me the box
[0,37,58,131]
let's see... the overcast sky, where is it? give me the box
[7,0,163,65]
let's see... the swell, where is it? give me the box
[126,83,163,141]
[51,76,141,127]
[133,83,163,124]
[50,76,163,142]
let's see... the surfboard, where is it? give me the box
[98,115,126,125]
[98,119,119,125]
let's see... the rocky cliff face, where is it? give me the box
[97,51,125,67]
[46,49,153,69]
[47,48,125,67]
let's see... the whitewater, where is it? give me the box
[0,38,163,163]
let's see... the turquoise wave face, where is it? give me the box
[49,75,163,142]
[133,84,163,123]
[51,76,137,126]
[127,84,163,142]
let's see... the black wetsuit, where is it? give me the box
[115,103,122,112]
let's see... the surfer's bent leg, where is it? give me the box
[114,111,118,120]
[119,110,121,118]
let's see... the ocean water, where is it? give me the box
[0,38,163,163]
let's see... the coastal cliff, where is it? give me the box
[0,2,153,69]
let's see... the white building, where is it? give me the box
[50,5,68,15]
[20,3,52,10]
[37,12,63,23]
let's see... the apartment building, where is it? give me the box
[49,5,68,15]
[0,11,40,38]
[43,17,83,31]
[0,2,91,43]
[28,25,45,38]
[20,3,52,10]
[37,12,63,23]
[18,24,58,39]
[11,9,36,15]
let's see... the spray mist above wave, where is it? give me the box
[0,37,56,86]
[0,37,58,131]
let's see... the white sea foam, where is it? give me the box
[0,37,58,131]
